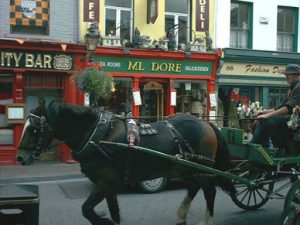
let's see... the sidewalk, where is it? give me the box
[0,162,85,184]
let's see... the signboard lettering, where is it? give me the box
[220,62,285,77]
[84,0,99,22]
[96,56,213,76]
[0,50,73,71]
[196,0,209,32]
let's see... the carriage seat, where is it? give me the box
[0,184,39,225]
[221,127,245,145]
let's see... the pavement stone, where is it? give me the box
[0,161,85,184]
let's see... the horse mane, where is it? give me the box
[46,101,98,140]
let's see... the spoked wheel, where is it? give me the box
[284,180,300,210]
[230,161,274,210]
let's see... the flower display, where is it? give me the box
[237,101,263,119]
[73,64,115,107]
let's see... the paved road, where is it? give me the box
[7,179,285,225]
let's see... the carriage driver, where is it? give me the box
[251,64,300,155]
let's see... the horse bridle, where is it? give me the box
[28,113,54,157]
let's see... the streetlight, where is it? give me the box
[85,22,100,62]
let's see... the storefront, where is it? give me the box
[217,48,300,127]
[94,47,221,122]
[0,39,86,165]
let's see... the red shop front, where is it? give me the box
[92,47,221,122]
[0,39,86,165]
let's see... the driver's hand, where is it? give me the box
[254,109,264,116]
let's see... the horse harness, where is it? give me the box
[28,113,54,157]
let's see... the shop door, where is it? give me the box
[25,91,63,162]
[140,81,166,123]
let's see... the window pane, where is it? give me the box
[105,8,117,35]
[178,16,188,44]
[166,0,188,13]
[230,2,250,48]
[121,10,131,40]
[105,0,131,8]
[174,80,207,119]
[239,4,249,29]
[277,7,296,52]
[165,15,175,35]
[230,3,239,27]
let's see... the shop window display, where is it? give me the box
[174,81,207,119]
[106,78,133,115]
[0,76,13,145]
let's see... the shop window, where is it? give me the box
[0,75,13,145]
[174,81,207,119]
[105,78,133,114]
[10,0,49,35]
[277,7,298,52]
[165,0,190,50]
[269,88,288,108]
[230,1,252,49]
[105,0,132,41]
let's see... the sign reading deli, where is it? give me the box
[0,50,73,71]
[220,62,286,77]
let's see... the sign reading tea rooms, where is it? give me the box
[0,50,73,71]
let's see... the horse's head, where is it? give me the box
[18,107,55,165]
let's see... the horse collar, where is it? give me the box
[73,111,113,158]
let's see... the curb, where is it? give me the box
[0,174,86,184]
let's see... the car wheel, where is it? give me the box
[137,177,167,193]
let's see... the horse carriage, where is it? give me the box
[17,101,300,225]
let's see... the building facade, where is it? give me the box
[0,0,85,165]
[0,0,219,165]
[214,0,300,127]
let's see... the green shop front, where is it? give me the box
[217,48,300,127]
[93,47,221,122]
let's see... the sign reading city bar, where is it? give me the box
[220,62,286,77]
[0,50,74,71]
[96,56,213,76]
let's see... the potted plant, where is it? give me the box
[73,63,115,108]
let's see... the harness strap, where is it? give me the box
[163,120,195,156]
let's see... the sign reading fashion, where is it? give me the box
[0,50,73,70]
[220,62,286,77]
[96,56,213,76]
[196,0,209,32]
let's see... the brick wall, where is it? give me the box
[0,0,79,43]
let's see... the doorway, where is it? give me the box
[139,80,167,123]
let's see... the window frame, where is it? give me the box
[277,6,299,52]
[165,0,190,49]
[104,1,133,41]
[230,1,253,49]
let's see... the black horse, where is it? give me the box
[18,101,234,225]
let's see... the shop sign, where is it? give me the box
[220,62,285,77]
[196,0,209,32]
[96,56,213,76]
[0,50,73,71]
[83,0,99,22]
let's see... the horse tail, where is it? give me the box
[209,123,236,195]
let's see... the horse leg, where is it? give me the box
[176,185,200,225]
[198,184,216,225]
[82,186,115,225]
[106,194,120,225]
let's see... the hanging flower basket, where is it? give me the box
[73,64,115,107]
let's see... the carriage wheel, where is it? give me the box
[280,207,300,225]
[284,180,300,210]
[230,161,274,210]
